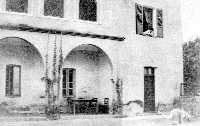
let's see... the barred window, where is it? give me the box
[6,64,21,97]
[44,0,64,18]
[79,0,97,22]
[6,0,28,13]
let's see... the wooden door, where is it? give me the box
[144,67,155,112]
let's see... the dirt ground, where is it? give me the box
[0,115,200,126]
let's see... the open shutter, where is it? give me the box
[13,66,21,96]
[62,69,67,97]
[73,69,76,97]
[135,3,143,35]
[6,65,13,96]
[156,9,163,38]
[6,65,10,96]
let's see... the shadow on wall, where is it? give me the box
[63,44,113,103]
[0,37,45,105]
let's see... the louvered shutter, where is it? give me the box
[157,9,163,38]
[6,65,13,96]
[135,3,143,35]
[13,66,21,96]
[6,65,10,96]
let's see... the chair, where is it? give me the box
[89,98,98,114]
[104,98,109,114]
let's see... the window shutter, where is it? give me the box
[156,9,163,38]
[135,3,143,35]
[6,65,10,96]
[6,65,13,96]
[13,66,21,96]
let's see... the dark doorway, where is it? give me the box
[144,67,155,112]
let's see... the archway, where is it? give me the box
[62,44,113,105]
[0,37,45,105]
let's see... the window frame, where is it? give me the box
[43,0,64,18]
[77,0,100,23]
[62,68,76,98]
[5,64,21,97]
[135,3,163,38]
[5,0,29,14]
[144,67,155,76]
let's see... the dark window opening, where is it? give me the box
[144,67,155,112]
[62,68,76,98]
[6,64,21,97]
[44,0,64,18]
[79,0,97,21]
[136,3,163,38]
[143,7,153,35]
[6,0,28,13]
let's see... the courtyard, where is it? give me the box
[0,114,199,126]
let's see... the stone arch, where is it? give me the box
[62,44,114,103]
[65,44,113,73]
[0,37,45,105]
[0,37,44,66]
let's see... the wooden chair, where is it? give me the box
[104,98,109,114]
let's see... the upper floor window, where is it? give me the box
[6,64,21,97]
[135,3,163,38]
[6,0,28,13]
[79,0,97,22]
[44,0,64,18]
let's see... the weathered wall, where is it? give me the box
[118,0,183,106]
[0,37,45,105]
[62,48,113,104]
[0,0,183,111]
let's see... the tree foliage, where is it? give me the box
[183,38,200,95]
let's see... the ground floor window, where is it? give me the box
[6,64,21,97]
[62,68,76,98]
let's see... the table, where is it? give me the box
[71,98,98,115]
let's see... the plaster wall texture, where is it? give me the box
[0,0,183,108]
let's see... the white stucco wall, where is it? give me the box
[118,0,183,105]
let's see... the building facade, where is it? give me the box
[0,0,183,113]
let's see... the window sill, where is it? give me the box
[6,95,21,98]
[73,18,102,26]
[40,15,67,21]
[0,11,33,17]
[136,33,163,39]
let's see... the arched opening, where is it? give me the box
[62,44,113,106]
[0,37,44,105]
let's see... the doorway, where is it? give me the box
[144,67,155,112]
